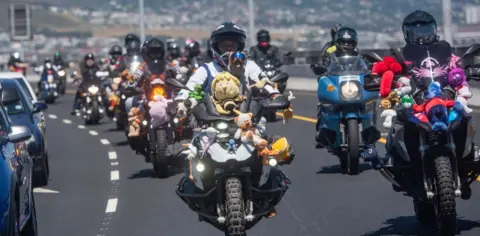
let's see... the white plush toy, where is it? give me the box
[456,86,473,114]
[393,77,412,96]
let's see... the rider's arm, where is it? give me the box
[175,66,208,100]
[248,46,256,61]
[247,60,279,94]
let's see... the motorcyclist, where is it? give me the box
[115,33,141,74]
[175,22,293,218]
[36,58,58,92]
[310,24,343,73]
[183,39,203,71]
[53,51,66,67]
[248,29,282,68]
[70,53,101,115]
[166,40,182,61]
[102,44,123,75]
[8,51,27,76]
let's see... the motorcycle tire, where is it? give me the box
[224,177,246,236]
[433,156,457,236]
[265,111,276,122]
[116,120,125,130]
[413,198,435,226]
[91,101,100,125]
[152,129,170,178]
[346,119,360,175]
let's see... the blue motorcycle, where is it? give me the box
[40,69,59,104]
[315,54,381,175]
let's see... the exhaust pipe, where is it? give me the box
[378,168,402,188]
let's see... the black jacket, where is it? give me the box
[248,45,281,67]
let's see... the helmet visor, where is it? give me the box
[404,23,437,44]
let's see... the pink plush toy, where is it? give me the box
[148,96,169,128]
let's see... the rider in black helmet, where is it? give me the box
[248,29,281,67]
[311,24,343,73]
[71,53,101,115]
[166,41,182,61]
[102,44,123,73]
[115,34,141,74]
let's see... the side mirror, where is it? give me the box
[364,52,383,63]
[8,125,31,143]
[270,72,289,83]
[363,74,381,92]
[457,43,480,66]
[284,51,292,56]
[165,78,191,91]
[32,102,48,114]
[311,65,327,75]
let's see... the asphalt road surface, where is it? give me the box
[32,90,480,236]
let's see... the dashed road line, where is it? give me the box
[110,170,119,181]
[108,151,117,160]
[105,198,118,213]
[48,114,57,119]
[89,130,98,136]
[100,139,110,145]
[111,162,119,166]
[77,125,85,129]
[62,119,72,124]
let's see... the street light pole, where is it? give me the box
[139,0,145,42]
[442,0,453,44]
[247,0,255,47]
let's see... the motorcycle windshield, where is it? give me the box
[127,55,143,72]
[327,55,368,76]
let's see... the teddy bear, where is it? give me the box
[211,71,246,115]
[148,95,169,128]
[108,93,119,112]
[233,113,279,157]
[127,107,143,137]
[448,67,472,113]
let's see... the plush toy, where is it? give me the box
[211,71,246,115]
[448,67,472,113]
[189,84,205,102]
[255,117,267,136]
[127,107,143,137]
[228,51,247,79]
[233,113,278,157]
[372,56,404,98]
[148,95,169,128]
[108,93,119,111]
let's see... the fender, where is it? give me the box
[344,112,359,120]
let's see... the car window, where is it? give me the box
[14,78,33,102]
[0,106,9,135]
[3,99,26,115]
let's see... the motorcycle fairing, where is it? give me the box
[207,143,254,163]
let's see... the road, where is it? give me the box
[32,89,480,236]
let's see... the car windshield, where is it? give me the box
[14,78,34,101]
[327,54,368,76]
[3,99,26,115]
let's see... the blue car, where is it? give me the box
[315,54,380,175]
[0,102,38,235]
[0,79,49,187]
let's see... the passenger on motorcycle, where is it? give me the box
[311,24,343,73]
[36,58,58,92]
[70,53,102,115]
[175,21,293,218]
[103,44,123,76]
[248,29,282,66]
[384,10,478,186]
[8,51,28,76]
[167,40,190,83]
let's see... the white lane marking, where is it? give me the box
[77,125,85,129]
[105,198,118,213]
[62,119,72,124]
[100,139,110,145]
[33,188,59,193]
[89,130,98,136]
[111,162,119,166]
[48,114,57,119]
[110,170,119,181]
[108,151,117,160]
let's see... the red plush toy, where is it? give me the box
[371,56,403,97]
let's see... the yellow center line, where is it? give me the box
[276,112,387,144]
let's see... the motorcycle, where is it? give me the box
[314,53,380,175]
[55,64,67,95]
[113,55,143,130]
[365,43,480,235]
[176,94,291,235]
[258,58,288,94]
[78,75,105,125]
[40,69,59,104]
[129,59,192,178]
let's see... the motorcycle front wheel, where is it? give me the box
[224,177,246,236]
[152,129,170,178]
[346,119,360,175]
[433,156,457,236]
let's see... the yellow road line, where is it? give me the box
[276,112,387,144]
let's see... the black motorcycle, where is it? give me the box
[258,58,288,94]
[55,64,67,94]
[78,77,105,125]
[364,43,480,236]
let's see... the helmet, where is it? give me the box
[126,40,141,55]
[44,57,52,63]
[330,24,343,42]
[334,27,358,51]
[256,29,270,48]
[10,52,20,59]
[402,10,438,45]
[186,40,200,57]
[84,53,95,62]
[142,38,165,61]
[109,45,123,57]
[166,41,181,58]
[210,22,246,67]
[125,33,140,46]
[53,51,62,60]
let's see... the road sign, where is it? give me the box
[9,3,32,41]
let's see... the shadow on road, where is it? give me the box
[361,216,480,236]
[128,167,184,179]
[316,163,372,174]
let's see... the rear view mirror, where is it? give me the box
[457,43,480,66]
[165,78,191,91]
[32,102,48,114]
[270,72,289,83]
[8,125,31,143]
[363,74,381,92]
[284,51,292,56]
[311,65,327,76]
[364,52,383,63]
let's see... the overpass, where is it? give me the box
[91,27,294,40]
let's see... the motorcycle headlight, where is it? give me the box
[216,122,228,130]
[58,71,65,76]
[130,62,140,72]
[340,82,360,100]
[196,162,205,172]
[268,158,278,167]
[217,133,229,139]
[88,86,99,94]
[121,94,126,99]
[47,76,54,83]
[267,71,274,77]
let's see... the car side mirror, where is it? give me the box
[8,125,31,143]
[32,102,48,114]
